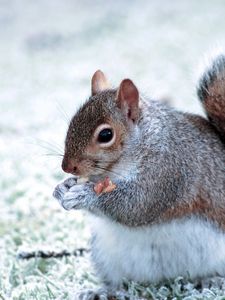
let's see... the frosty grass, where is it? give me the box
[1,1,225,299]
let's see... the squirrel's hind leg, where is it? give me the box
[197,52,225,141]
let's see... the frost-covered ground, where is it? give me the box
[1,0,225,299]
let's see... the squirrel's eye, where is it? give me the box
[94,124,116,147]
[98,128,113,144]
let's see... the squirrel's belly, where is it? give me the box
[89,215,225,285]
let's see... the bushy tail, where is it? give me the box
[197,53,225,141]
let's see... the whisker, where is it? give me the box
[94,165,127,180]
[94,165,143,189]
[83,155,137,168]
[41,140,64,153]
[103,161,137,168]
[36,144,63,156]
[97,159,157,167]
[34,138,64,155]
[35,138,64,150]
[55,100,71,124]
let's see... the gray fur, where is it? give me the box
[53,53,225,299]
[55,97,225,227]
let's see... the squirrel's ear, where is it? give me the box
[91,70,110,96]
[117,79,139,122]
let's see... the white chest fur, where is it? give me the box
[89,216,225,286]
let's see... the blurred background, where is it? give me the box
[1,0,225,299]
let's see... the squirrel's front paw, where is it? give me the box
[62,183,90,210]
[53,177,78,210]
[53,178,93,211]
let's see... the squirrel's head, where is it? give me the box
[62,70,140,178]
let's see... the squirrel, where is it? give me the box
[53,52,225,300]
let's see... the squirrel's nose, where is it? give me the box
[62,158,77,174]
